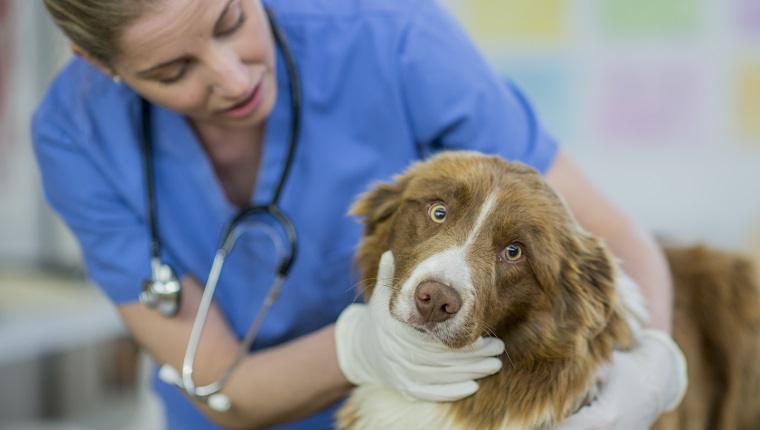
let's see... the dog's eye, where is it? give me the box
[428,203,447,223]
[499,244,523,262]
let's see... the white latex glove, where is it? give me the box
[335,250,505,402]
[556,330,688,429]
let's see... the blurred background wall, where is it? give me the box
[1,2,153,429]
[1,0,757,273]
[439,0,760,251]
[0,0,759,428]
[0,0,79,270]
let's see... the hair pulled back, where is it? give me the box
[43,0,156,65]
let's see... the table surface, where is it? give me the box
[0,270,125,366]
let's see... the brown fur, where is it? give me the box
[654,246,760,430]
[338,151,760,429]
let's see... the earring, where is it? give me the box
[112,75,122,84]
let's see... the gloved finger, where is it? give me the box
[467,336,506,357]
[404,357,503,384]
[402,340,504,365]
[593,349,663,428]
[366,251,396,305]
[383,323,451,351]
[408,336,505,359]
[377,315,497,360]
[404,380,480,402]
[334,304,375,386]
[389,328,503,352]
[437,356,503,380]
[390,335,504,366]
[368,285,392,312]
[637,330,688,412]
[376,250,395,282]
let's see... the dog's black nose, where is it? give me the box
[415,281,462,323]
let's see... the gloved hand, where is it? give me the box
[335,250,505,402]
[556,329,688,429]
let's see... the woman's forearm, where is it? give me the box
[595,214,674,332]
[118,276,352,430]
[207,324,352,429]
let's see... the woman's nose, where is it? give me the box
[207,50,250,98]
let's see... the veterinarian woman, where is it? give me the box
[34,0,686,428]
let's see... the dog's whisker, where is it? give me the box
[348,279,371,294]
[480,320,499,339]
[503,345,517,370]
[349,282,374,304]
[475,319,517,369]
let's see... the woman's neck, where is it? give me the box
[191,121,266,208]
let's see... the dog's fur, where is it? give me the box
[337,151,760,430]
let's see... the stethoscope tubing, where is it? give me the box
[141,7,301,410]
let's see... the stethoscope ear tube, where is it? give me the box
[139,6,302,409]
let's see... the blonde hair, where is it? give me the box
[43,0,156,65]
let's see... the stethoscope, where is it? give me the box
[138,8,301,412]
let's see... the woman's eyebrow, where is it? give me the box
[135,0,235,77]
[212,0,236,33]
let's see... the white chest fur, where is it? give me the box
[341,385,533,430]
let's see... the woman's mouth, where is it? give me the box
[222,81,264,118]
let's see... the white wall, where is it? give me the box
[0,0,40,264]
[574,148,760,251]
[0,0,79,269]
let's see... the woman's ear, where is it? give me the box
[71,44,119,81]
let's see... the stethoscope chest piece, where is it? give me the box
[140,262,181,317]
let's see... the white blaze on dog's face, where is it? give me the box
[391,193,498,342]
[351,152,615,351]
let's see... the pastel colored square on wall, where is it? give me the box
[737,0,760,36]
[495,60,576,143]
[596,59,704,146]
[600,0,702,37]
[737,65,760,141]
[465,0,565,43]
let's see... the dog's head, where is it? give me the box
[351,152,635,361]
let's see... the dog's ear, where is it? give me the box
[349,181,404,236]
[534,229,630,357]
[561,233,616,328]
[349,179,408,300]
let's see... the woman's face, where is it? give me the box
[112,0,276,129]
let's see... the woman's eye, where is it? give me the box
[428,203,447,223]
[155,64,189,85]
[157,69,186,84]
[499,244,523,262]
[217,8,246,37]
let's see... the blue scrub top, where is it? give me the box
[32,0,558,428]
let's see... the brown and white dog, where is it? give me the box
[337,151,760,430]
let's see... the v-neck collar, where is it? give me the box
[148,40,293,219]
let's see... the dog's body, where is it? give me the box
[337,152,760,430]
